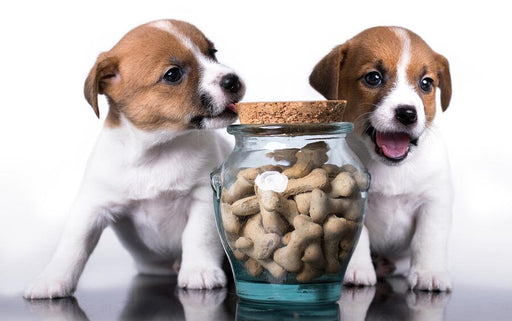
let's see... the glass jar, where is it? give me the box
[210,123,369,304]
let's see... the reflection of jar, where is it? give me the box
[210,123,370,304]
[236,300,340,320]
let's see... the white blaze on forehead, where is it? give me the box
[148,20,221,68]
[149,20,197,52]
[392,27,411,81]
[370,27,426,134]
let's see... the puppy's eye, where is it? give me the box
[208,48,218,60]
[364,71,383,87]
[163,67,183,84]
[420,77,434,93]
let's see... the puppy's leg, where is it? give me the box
[344,226,377,286]
[178,188,226,289]
[24,199,106,299]
[407,199,452,291]
[393,256,410,275]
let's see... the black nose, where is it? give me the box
[395,105,418,126]
[220,73,242,94]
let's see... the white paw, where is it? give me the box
[407,268,451,292]
[178,265,227,290]
[343,261,377,286]
[24,277,75,300]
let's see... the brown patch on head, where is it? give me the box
[84,19,218,131]
[405,29,452,123]
[339,28,404,135]
[310,26,451,135]
[310,27,405,135]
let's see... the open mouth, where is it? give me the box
[366,126,418,162]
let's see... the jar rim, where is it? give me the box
[227,122,354,136]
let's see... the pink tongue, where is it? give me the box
[226,103,237,113]
[376,132,410,159]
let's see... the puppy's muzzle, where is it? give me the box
[366,105,420,163]
[192,72,244,129]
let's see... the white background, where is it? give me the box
[1,0,511,295]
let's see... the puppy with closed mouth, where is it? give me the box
[24,19,245,299]
[310,26,453,291]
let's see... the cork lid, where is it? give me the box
[235,100,346,124]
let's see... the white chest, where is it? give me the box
[365,191,422,255]
[127,191,191,255]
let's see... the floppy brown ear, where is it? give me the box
[309,44,346,99]
[84,53,119,118]
[435,53,452,112]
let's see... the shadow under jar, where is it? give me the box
[211,123,370,304]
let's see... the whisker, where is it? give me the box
[349,104,376,134]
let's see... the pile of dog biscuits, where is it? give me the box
[220,141,369,282]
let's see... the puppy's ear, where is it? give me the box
[309,44,346,99]
[435,53,452,112]
[84,53,120,118]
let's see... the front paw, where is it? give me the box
[344,261,377,287]
[407,268,451,292]
[24,277,76,300]
[178,265,227,290]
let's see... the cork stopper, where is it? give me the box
[236,100,346,124]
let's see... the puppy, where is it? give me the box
[310,26,453,291]
[24,19,245,299]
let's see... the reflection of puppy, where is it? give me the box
[339,280,452,321]
[26,297,89,321]
[25,276,234,321]
[24,19,244,299]
[310,26,453,291]
[119,276,185,321]
[120,276,232,321]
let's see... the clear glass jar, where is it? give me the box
[210,123,369,304]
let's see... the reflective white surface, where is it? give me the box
[4,276,512,320]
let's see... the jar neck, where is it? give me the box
[228,123,353,151]
[233,133,347,151]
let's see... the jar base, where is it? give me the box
[235,280,342,304]
[236,299,340,320]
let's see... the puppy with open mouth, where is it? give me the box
[310,26,453,291]
[24,19,245,299]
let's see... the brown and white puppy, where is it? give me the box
[310,26,453,291]
[24,19,245,299]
